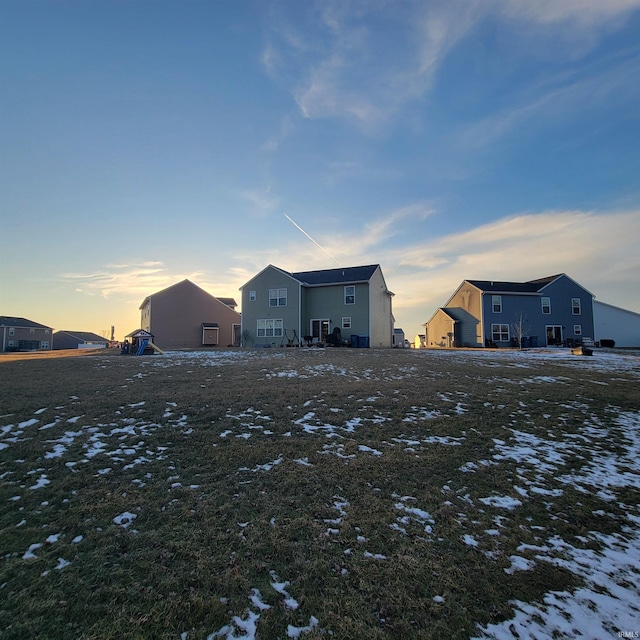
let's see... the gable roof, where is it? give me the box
[139,279,238,311]
[465,275,563,294]
[0,316,53,330]
[53,331,108,342]
[291,265,380,286]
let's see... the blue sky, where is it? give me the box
[1,0,639,341]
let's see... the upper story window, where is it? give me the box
[269,288,287,307]
[9,327,15,336]
[492,295,502,313]
[344,286,355,305]
[541,297,551,314]
[249,290,256,302]
[572,298,581,315]
[29,328,35,334]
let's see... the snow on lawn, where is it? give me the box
[2,347,639,639]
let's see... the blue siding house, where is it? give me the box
[424,274,595,348]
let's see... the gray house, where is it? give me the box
[424,274,595,348]
[52,331,110,350]
[240,264,394,348]
[1,316,53,352]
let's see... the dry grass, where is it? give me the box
[1,347,639,639]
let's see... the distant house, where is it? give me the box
[52,331,110,350]
[393,328,406,347]
[0,316,53,352]
[414,334,426,349]
[593,301,640,348]
[139,279,241,350]
[240,264,394,348]
[424,274,595,348]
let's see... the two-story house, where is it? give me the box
[0,316,53,352]
[138,279,241,350]
[424,274,595,348]
[240,264,394,348]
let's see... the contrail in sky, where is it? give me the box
[284,214,341,266]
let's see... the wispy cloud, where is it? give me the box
[62,262,204,301]
[238,186,280,216]
[264,0,640,132]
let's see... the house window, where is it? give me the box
[491,323,510,342]
[30,328,35,334]
[9,328,14,336]
[249,290,256,302]
[40,341,49,349]
[342,317,351,329]
[541,297,551,314]
[492,295,502,313]
[7,340,14,347]
[574,325,582,336]
[257,319,283,338]
[344,286,355,305]
[572,298,581,315]
[269,288,287,307]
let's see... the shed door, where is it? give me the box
[202,327,219,346]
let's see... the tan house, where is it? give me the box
[1,316,53,352]
[139,280,241,350]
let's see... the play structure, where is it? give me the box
[121,329,164,355]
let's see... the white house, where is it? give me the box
[593,301,640,348]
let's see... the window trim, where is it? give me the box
[257,318,283,338]
[541,296,551,314]
[492,295,502,313]
[573,324,582,336]
[571,298,581,315]
[491,323,510,342]
[342,317,352,329]
[269,288,287,307]
[344,285,355,305]
[249,290,256,302]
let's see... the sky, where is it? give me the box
[1,0,639,341]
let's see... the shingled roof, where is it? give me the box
[466,275,563,293]
[0,316,52,330]
[291,265,380,286]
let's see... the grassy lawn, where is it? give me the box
[1,347,639,639]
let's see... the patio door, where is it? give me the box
[310,319,330,342]
[546,325,563,346]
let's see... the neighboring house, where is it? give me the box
[52,331,109,350]
[240,264,394,348]
[424,274,595,348]
[393,328,406,347]
[413,334,426,349]
[593,301,640,348]
[139,279,241,350]
[0,316,53,352]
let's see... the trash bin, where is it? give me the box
[350,335,359,348]
[522,336,530,348]
[358,336,369,348]
[529,336,538,348]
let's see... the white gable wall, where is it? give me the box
[594,301,640,348]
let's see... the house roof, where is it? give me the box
[0,316,53,330]
[139,279,238,311]
[465,277,562,293]
[291,264,380,285]
[53,331,109,342]
[216,297,237,308]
